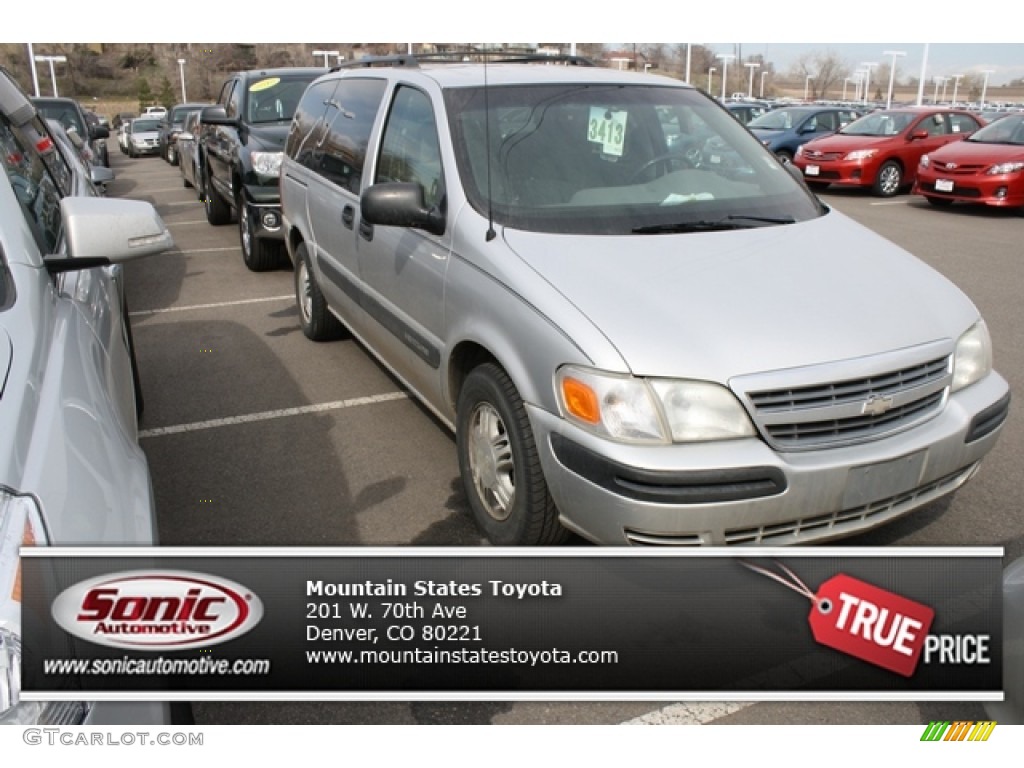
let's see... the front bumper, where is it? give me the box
[530,372,1010,546]
[915,170,1024,207]
[242,184,284,242]
[796,157,878,187]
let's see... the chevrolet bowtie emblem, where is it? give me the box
[862,394,895,416]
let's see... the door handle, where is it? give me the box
[359,218,374,242]
[342,205,354,229]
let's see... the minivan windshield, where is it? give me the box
[446,83,822,235]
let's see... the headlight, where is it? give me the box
[251,151,283,177]
[556,366,756,444]
[987,161,1024,175]
[952,321,993,392]
[919,154,930,169]
[0,490,88,725]
[844,149,878,161]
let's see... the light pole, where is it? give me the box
[177,58,187,102]
[34,54,67,97]
[685,43,692,84]
[804,75,813,101]
[932,76,944,105]
[950,74,964,106]
[980,69,995,110]
[744,62,760,99]
[883,50,905,109]
[717,54,734,101]
[760,70,768,99]
[312,49,339,68]
[26,43,41,97]
[860,61,877,104]
[707,67,715,94]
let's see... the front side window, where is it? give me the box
[375,86,444,210]
[446,83,821,235]
[840,111,917,137]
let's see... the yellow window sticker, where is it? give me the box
[250,78,281,93]
[588,107,627,157]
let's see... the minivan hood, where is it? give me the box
[501,211,979,382]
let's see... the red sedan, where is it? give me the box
[914,113,1024,210]
[792,107,984,197]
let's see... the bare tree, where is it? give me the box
[790,48,849,100]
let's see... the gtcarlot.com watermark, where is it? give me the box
[23,729,203,747]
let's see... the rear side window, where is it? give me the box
[318,77,387,194]
[0,114,66,253]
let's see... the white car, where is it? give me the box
[125,116,162,158]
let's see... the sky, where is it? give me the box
[701,44,1024,87]
[11,1,1023,86]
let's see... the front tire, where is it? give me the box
[239,195,283,271]
[456,364,569,545]
[873,160,903,197]
[167,144,178,166]
[294,242,343,341]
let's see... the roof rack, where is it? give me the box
[331,50,595,72]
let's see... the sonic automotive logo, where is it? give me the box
[51,571,263,650]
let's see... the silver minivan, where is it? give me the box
[280,54,1010,547]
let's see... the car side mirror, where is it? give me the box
[909,130,929,141]
[362,182,446,236]
[200,106,235,126]
[89,125,109,140]
[90,165,114,186]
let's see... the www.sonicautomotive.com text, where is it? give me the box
[42,656,271,676]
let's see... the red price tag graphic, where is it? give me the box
[810,574,934,677]
[742,562,935,678]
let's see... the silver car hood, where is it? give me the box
[502,210,979,382]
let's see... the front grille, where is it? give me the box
[934,163,987,175]
[741,353,951,451]
[803,151,843,161]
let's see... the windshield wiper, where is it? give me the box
[632,214,797,234]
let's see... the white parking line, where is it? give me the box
[621,702,753,725]
[130,295,293,318]
[165,246,240,256]
[166,219,211,227]
[139,392,409,439]
[869,200,910,206]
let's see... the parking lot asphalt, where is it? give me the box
[110,148,1021,725]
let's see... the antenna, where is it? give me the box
[484,57,496,242]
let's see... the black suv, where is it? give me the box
[31,96,110,167]
[199,67,323,270]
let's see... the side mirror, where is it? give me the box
[178,131,194,142]
[362,182,445,236]
[45,197,174,273]
[90,165,114,186]
[201,106,235,126]
[909,130,929,141]
[89,125,110,140]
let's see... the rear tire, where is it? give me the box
[294,242,344,341]
[456,363,569,545]
[203,165,231,225]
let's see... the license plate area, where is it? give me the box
[842,450,927,509]
[935,178,954,192]
[805,164,820,176]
